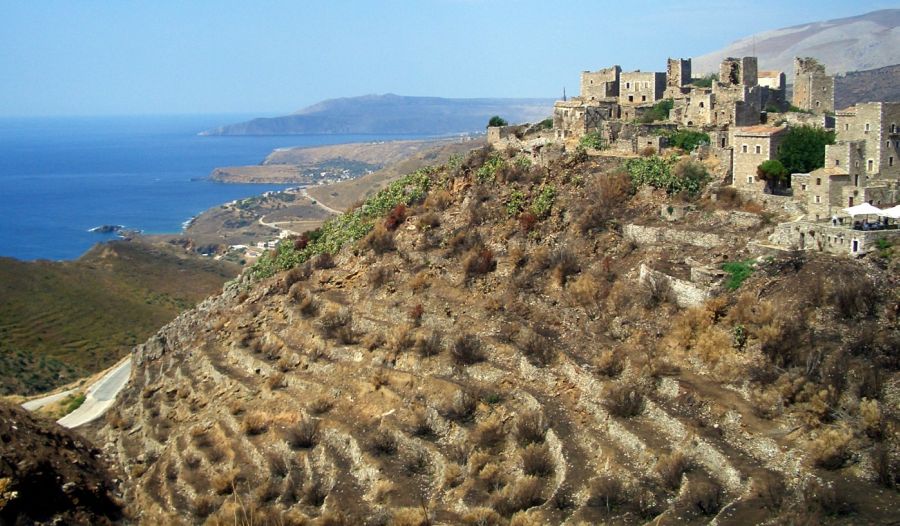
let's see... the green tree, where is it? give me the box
[776,125,835,175]
[665,130,710,151]
[579,131,605,150]
[639,99,674,123]
[487,116,508,127]
[756,159,789,193]
[691,73,718,88]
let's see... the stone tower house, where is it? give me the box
[793,57,834,114]
[666,58,692,96]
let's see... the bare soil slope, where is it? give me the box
[98,148,898,525]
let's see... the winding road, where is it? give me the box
[22,357,133,429]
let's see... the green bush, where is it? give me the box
[488,116,508,127]
[506,190,527,217]
[531,185,557,218]
[476,153,505,183]
[639,98,674,123]
[624,155,708,196]
[579,131,605,150]
[722,260,754,291]
[249,167,435,280]
[756,159,789,192]
[665,130,710,151]
[539,118,553,130]
[777,125,835,175]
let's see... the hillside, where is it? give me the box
[199,94,553,136]
[835,63,900,109]
[0,400,122,524]
[0,240,239,395]
[96,147,899,524]
[693,9,900,75]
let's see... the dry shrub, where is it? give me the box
[802,479,855,516]
[478,462,508,493]
[587,474,626,511]
[859,398,883,439]
[364,224,396,254]
[638,274,673,308]
[401,448,431,476]
[368,265,394,288]
[408,408,435,438]
[491,475,545,517]
[569,272,603,307]
[521,443,554,477]
[680,478,721,516]
[593,349,625,378]
[390,507,428,526]
[284,418,319,449]
[417,211,440,230]
[831,277,878,319]
[441,390,477,423]
[518,212,538,233]
[550,248,580,286]
[808,426,852,469]
[604,381,645,418]
[473,415,507,449]
[290,286,319,317]
[414,330,443,357]
[576,170,632,234]
[462,507,504,526]
[468,200,490,226]
[283,265,311,290]
[713,187,743,209]
[388,323,415,352]
[384,203,407,230]
[425,188,452,211]
[319,307,353,342]
[408,271,431,292]
[750,386,784,419]
[751,473,785,510]
[519,331,554,367]
[302,474,329,507]
[242,411,270,435]
[464,247,497,277]
[451,333,486,365]
[192,494,219,518]
[266,451,289,478]
[370,428,398,456]
[515,409,547,445]
[212,468,240,495]
[313,252,335,270]
[266,371,286,390]
[183,452,202,470]
[874,443,898,488]
[655,451,690,491]
[362,332,385,351]
[307,395,334,415]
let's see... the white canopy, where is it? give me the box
[843,203,883,217]
[877,205,900,219]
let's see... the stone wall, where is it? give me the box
[731,127,786,194]
[771,221,900,255]
[624,224,728,249]
[581,66,621,101]
[736,191,806,216]
[639,264,717,308]
[619,71,666,106]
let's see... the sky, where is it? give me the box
[0,0,896,117]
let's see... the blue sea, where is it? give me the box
[0,115,421,261]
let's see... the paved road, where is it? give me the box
[56,357,132,428]
[21,388,76,411]
[301,188,343,215]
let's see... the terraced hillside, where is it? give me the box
[98,148,898,524]
[0,240,239,395]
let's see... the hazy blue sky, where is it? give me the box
[1,0,896,116]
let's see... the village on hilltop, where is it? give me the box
[489,55,900,256]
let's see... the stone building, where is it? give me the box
[758,70,786,110]
[581,66,621,101]
[793,57,835,114]
[834,102,900,181]
[619,71,666,106]
[665,58,692,99]
[730,125,787,193]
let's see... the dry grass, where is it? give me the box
[587,474,626,511]
[266,371,286,390]
[679,478,722,516]
[312,252,335,270]
[462,508,504,526]
[370,428,398,456]
[655,451,690,491]
[490,475,544,517]
[604,381,645,418]
[518,331,554,367]
[408,408,435,438]
[441,390,477,423]
[464,247,497,277]
[414,329,443,357]
[368,265,394,288]
[307,395,334,415]
[290,286,319,317]
[319,307,353,343]
[550,248,580,286]
[364,224,396,254]
[593,349,625,378]
[387,323,415,353]
[473,415,507,449]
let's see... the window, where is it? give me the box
[628,95,634,103]
[641,95,646,102]
[844,124,849,131]
[742,144,748,153]
[868,159,874,171]
[747,176,753,184]
[892,124,896,133]
[816,101,820,107]
[816,177,821,185]
[834,159,840,166]
[801,184,808,191]
[815,195,821,203]
[625,82,630,89]
[865,123,870,132]
[891,156,894,167]
[699,101,705,108]
[755,145,761,154]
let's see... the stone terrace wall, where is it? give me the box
[639,264,716,308]
[624,224,729,249]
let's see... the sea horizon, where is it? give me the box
[0,115,429,261]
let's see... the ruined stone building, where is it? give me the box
[730,126,788,194]
[793,57,835,114]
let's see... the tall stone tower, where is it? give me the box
[719,57,758,87]
[665,58,692,98]
[793,57,834,114]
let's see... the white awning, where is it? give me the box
[877,205,900,219]
[843,203,883,217]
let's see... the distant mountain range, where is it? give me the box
[693,9,900,75]
[835,63,900,108]
[200,94,554,136]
